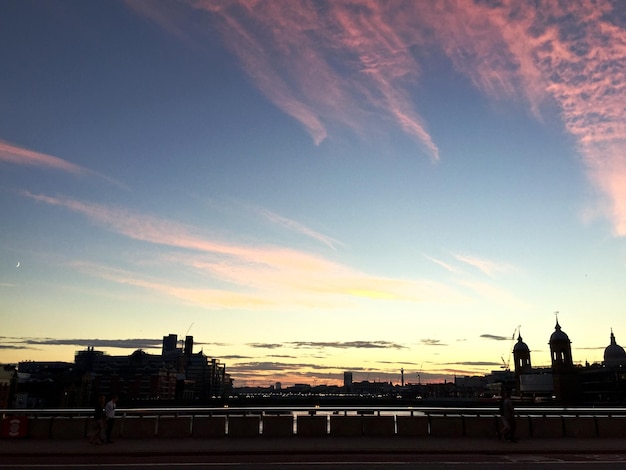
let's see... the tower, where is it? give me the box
[549,320,573,370]
[343,371,353,394]
[162,334,178,355]
[513,332,531,394]
[513,333,532,373]
[183,336,194,357]
[549,319,579,404]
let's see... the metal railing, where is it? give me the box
[3,404,626,418]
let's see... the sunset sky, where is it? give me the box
[2,1,626,387]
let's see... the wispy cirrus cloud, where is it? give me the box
[0,139,125,187]
[24,191,465,309]
[0,140,89,175]
[424,252,524,308]
[130,1,439,159]
[424,255,459,274]
[423,1,626,235]
[257,208,343,250]
[453,253,513,278]
[133,1,626,235]
[458,279,527,309]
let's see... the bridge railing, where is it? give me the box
[2,406,626,439]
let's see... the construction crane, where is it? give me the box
[500,325,520,371]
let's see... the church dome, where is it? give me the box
[550,320,570,343]
[513,335,530,353]
[604,330,626,366]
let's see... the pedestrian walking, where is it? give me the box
[499,391,516,442]
[104,395,118,443]
[88,395,106,444]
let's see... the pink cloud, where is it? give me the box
[129,1,626,233]
[423,1,626,235]
[0,139,126,188]
[0,140,88,175]
[26,192,465,309]
[131,0,439,159]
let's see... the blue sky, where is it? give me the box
[1,0,626,386]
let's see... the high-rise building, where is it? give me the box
[162,334,178,355]
[343,371,353,393]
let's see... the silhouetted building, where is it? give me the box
[14,361,80,408]
[343,372,353,393]
[13,333,231,407]
[351,380,393,396]
[74,334,230,405]
[513,333,532,392]
[162,334,178,355]
[604,330,626,367]
[579,330,626,403]
[184,336,193,357]
[514,322,626,404]
[549,320,580,404]
[454,375,488,398]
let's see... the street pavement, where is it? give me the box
[1,436,626,457]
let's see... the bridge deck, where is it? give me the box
[2,436,626,457]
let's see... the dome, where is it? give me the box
[604,330,626,366]
[513,334,530,353]
[549,320,570,343]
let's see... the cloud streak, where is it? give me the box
[132,1,626,234]
[288,340,406,350]
[0,336,225,353]
[0,139,125,188]
[425,255,459,274]
[24,191,465,310]
[453,253,512,279]
[0,140,89,175]
[480,334,510,342]
[422,1,626,235]
[258,208,343,250]
[131,1,439,159]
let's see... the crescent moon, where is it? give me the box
[16,262,20,268]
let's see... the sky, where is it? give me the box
[1,0,626,387]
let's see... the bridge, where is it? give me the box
[2,406,626,440]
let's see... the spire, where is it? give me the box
[610,328,616,345]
